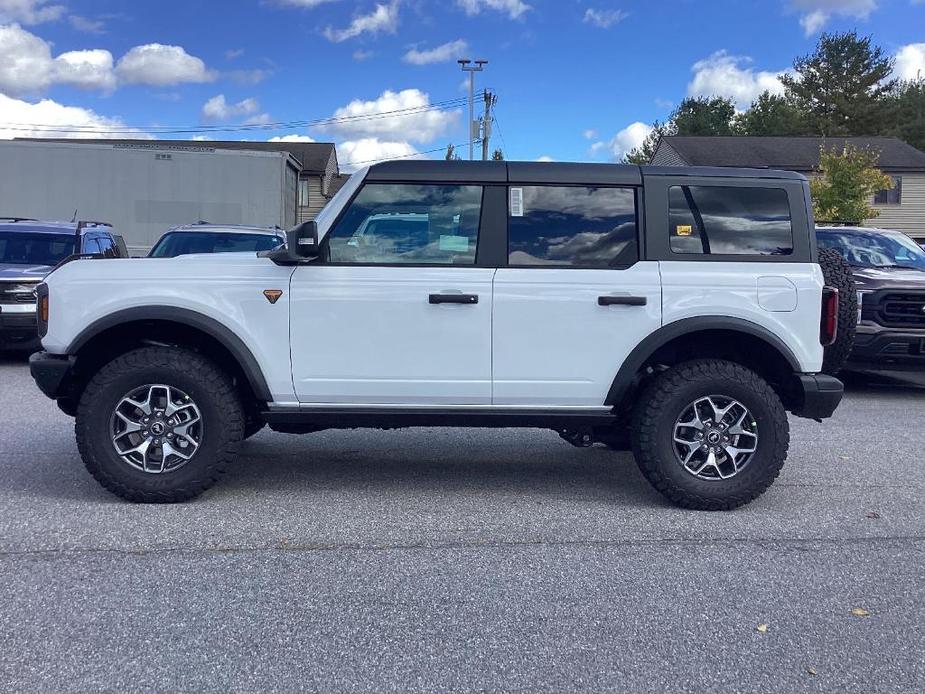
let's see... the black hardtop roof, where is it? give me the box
[365,160,806,184]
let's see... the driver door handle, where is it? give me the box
[429,293,479,305]
[598,295,647,306]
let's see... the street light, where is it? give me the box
[458,59,488,161]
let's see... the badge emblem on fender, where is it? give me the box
[263,289,283,304]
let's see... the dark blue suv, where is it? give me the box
[0,218,124,350]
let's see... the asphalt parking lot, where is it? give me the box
[0,355,923,693]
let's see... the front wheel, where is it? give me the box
[631,359,790,510]
[75,346,245,503]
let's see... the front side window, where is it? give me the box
[669,185,794,256]
[327,184,482,265]
[507,186,638,266]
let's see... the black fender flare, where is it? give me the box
[605,316,802,406]
[67,306,273,402]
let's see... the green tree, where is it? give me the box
[445,144,459,161]
[780,31,896,136]
[491,148,504,161]
[734,91,808,136]
[623,119,676,164]
[810,144,893,223]
[886,79,925,153]
[671,96,736,136]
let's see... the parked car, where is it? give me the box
[817,225,925,372]
[0,218,123,350]
[30,161,844,509]
[148,222,285,258]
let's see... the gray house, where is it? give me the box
[17,138,340,225]
[651,136,925,239]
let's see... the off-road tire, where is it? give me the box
[75,346,244,503]
[631,359,789,511]
[818,247,857,375]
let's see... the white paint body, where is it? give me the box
[41,168,826,408]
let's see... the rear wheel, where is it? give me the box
[818,247,857,375]
[631,359,789,510]
[75,346,244,502]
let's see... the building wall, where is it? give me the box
[296,174,327,224]
[866,173,925,239]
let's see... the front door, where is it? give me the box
[290,182,494,405]
[492,183,662,407]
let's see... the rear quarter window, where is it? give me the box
[669,185,793,256]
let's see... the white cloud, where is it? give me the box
[68,15,105,34]
[116,43,215,86]
[0,93,148,139]
[0,24,115,95]
[894,43,925,82]
[269,134,316,142]
[323,1,399,42]
[791,0,877,35]
[353,49,373,61]
[688,51,787,109]
[225,48,245,60]
[583,8,628,29]
[592,121,652,161]
[338,137,419,171]
[403,39,468,65]
[201,94,261,121]
[582,129,598,139]
[227,68,272,85]
[535,155,554,162]
[0,0,64,25]
[456,0,530,20]
[315,88,459,144]
[53,49,116,91]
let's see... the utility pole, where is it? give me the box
[481,89,496,161]
[458,59,487,161]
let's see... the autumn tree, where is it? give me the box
[780,31,896,136]
[810,144,893,224]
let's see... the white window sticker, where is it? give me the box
[439,235,469,252]
[510,187,524,217]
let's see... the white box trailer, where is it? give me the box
[0,140,300,254]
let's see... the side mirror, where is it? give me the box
[288,221,319,258]
[265,221,320,264]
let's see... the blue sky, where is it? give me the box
[1,0,923,169]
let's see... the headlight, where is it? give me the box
[856,290,873,325]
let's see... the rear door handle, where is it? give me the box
[598,295,647,306]
[429,293,479,305]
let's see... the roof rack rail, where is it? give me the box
[0,217,38,223]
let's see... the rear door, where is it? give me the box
[289,181,495,405]
[492,178,662,407]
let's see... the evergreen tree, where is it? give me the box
[623,120,676,164]
[671,96,736,136]
[887,80,925,153]
[492,149,504,160]
[780,31,896,136]
[734,91,808,136]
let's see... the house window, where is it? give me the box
[298,179,311,207]
[874,176,902,205]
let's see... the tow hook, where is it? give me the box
[558,427,594,448]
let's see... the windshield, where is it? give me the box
[816,228,925,271]
[149,231,283,258]
[0,231,76,266]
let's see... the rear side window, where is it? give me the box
[507,186,637,267]
[669,185,793,256]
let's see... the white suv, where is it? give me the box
[30,161,844,509]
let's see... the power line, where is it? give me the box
[343,140,475,167]
[0,96,470,136]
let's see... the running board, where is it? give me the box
[262,406,617,433]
